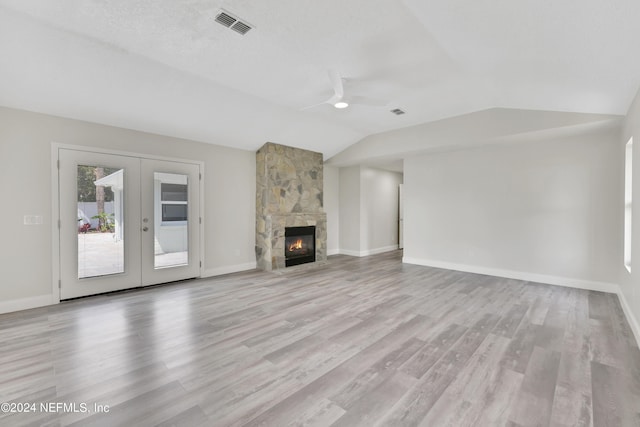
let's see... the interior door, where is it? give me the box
[58,148,201,299]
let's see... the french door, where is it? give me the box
[58,148,201,299]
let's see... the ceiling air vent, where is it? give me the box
[215,12,236,27]
[231,21,252,35]
[391,108,406,115]
[214,10,253,35]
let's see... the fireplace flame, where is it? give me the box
[289,239,303,251]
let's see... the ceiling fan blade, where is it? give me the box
[348,95,389,107]
[300,101,329,111]
[327,69,344,99]
[301,93,342,110]
[301,69,347,110]
[326,93,342,105]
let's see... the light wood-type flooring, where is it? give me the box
[1,251,639,426]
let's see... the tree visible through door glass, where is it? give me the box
[77,165,125,278]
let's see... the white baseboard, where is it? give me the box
[402,257,620,294]
[362,245,400,256]
[0,294,53,314]
[338,245,399,257]
[327,249,340,256]
[338,249,361,257]
[202,262,257,278]
[616,289,640,348]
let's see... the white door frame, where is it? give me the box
[51,142,205,303]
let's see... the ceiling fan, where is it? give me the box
[302,70,389,110]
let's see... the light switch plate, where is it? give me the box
[24,215,43,225]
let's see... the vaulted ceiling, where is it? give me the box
[1,0,639,160]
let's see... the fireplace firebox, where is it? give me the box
[284,226,316,267]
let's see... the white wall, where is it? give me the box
[0,107,256,312]
[403,130,622,289]
[339,166,361,254]
[620,87,640,340]
[324,165,340,255]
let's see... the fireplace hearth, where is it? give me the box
[285,226,316,267]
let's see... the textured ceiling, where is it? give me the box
[1,0,639,159]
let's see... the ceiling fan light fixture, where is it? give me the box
[334,101,349,109]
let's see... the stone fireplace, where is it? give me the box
[255,142,327,271]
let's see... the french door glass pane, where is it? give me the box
[77,165,125,278]
[154,172,189,269]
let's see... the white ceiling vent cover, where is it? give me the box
[214,10,253,35]
[231,21,252,35]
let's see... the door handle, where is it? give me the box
[142,226,149,232]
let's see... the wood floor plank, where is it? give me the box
[549,289,593,427]
[591,360,640,427]
[508,346,562,427]
[66,381,190,427]
[155,405,209,427]
[331,371,415,427]
[329,337,424,410]
[379,313,501,426]
[501,320,539,374]
[0,251,638,426]
[418,333,516,427]
[400,323,468,379]
[462,368,524,427]
[493,303,529,338]
[284,398,345,427]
